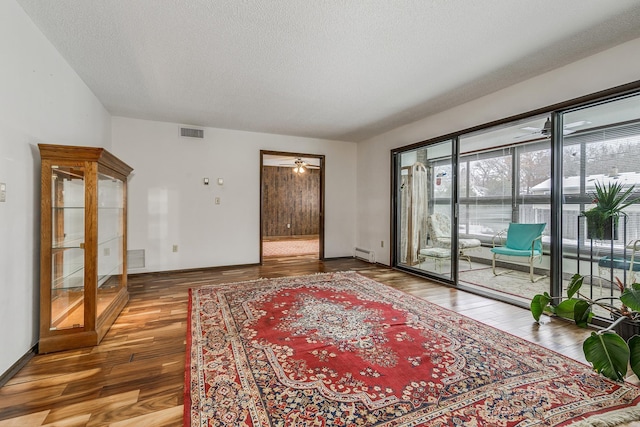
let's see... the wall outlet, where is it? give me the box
[215,197,221,205]
[103,247,110,256]
[0,182,5,202]
[172,244,178,252]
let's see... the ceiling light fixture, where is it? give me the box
[293,159,306,174]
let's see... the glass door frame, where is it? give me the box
[391,137,460,285]
[390,81,640,310]
[550,111,563,301]
[392,126,557,303]
[555,91,640,321]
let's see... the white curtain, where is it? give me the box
[400,163,429,265]
[410,163,428,264]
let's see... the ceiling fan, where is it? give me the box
[280,158,320,174]
[517,118,591,138]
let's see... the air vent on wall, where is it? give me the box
[127,249,145,269]
[180,127,204,138]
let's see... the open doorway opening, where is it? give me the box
[260,151,325,262]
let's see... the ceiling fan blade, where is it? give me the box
[564,120,591,129]
[514,131,539,139]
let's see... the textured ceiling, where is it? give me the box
[15,0,640,142]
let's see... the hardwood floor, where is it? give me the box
[0,257,620,426]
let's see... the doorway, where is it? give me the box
[260,150,325,262]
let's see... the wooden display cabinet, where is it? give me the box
[38,144,133,353]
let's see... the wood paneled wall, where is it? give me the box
[262,166,320,237]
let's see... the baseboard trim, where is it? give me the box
[0,344,37,387]
[127,262,261,278]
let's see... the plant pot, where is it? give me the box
[586,216,618,240]
[612,315,640,341]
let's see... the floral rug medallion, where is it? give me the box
[186,272,640,426]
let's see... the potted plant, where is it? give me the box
[530,274,640,381]
[583,181,638,240]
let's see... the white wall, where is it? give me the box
[111,117,357,272]
[0,0,112,377]
[357,37,640,265]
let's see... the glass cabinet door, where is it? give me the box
[50,164,86,330]
[97,171,125,317]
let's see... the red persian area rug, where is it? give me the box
[185,272,640,426]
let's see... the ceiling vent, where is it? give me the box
[180,127,204,138]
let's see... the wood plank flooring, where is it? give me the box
[0,257,625,426]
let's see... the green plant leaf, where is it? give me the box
[583,331,629,381]
[566,274,584,299]
[629,335,640,381]
[591,181,639,214]
[573,299,592,328]
[555,299,582,321]
[620,284,640,312]
[615,185,640,211]
[531,293,552,322]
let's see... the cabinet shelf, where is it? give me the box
[98,235,123,245]
[52,236,85,249]
[39,144,133,353]
[52,261,84,290]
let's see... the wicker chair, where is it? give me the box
[425,213,481,269]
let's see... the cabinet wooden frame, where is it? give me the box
[38,144,133,353]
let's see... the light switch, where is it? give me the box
[217,178,224,185]
[0,183,5,202]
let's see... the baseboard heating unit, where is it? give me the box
[354,247,376,263]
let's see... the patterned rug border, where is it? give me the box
[185,271,640,426]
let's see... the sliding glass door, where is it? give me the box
[560,93,640,317]
[393,117,554,301]
[455,116,551,302]
[396,140,454,280]
[393,116,554,304]
[392,87,640,312]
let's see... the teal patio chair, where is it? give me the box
[491,223,546,282]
